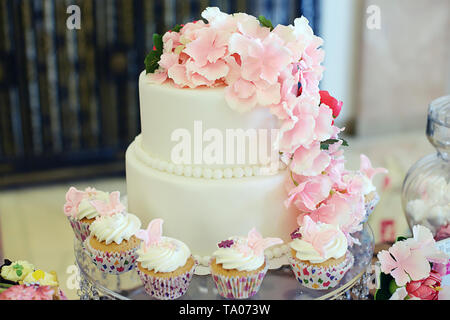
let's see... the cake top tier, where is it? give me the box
[145,7,324,115]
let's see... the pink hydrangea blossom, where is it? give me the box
[0,284,66,300]
[285,174,332,212]
[290,142,330,176]
[378,225,449,287]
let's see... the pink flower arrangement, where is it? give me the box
[376,225,450,300]
[286,150,386,246]
[0,284,67,300]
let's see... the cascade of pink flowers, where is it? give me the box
[146,7,387,244]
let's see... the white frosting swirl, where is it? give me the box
[136,236,191,273]
[76,191,109,220]
[290,224,348,264]
[212,237,265,272]
[361,175,376,195]
[90,213,141,245]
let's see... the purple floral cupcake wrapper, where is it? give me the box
[288,251,354,290]
[211,263,268,299]
[136,260,197,300]
[84,235,138,275]
[363,192,380,222]
[67,216,91,242]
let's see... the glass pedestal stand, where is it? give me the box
[75,224,375,300]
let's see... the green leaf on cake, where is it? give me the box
[374,272,395,300]
[171,24,183,32]
[144,33,164,74]
[258,15,274,30]
[396,236,407,242]
[320,138,349,150]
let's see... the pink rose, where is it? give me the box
[319,90,342,119]
[406,271,442,300]
[435,224,450,241]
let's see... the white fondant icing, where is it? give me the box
[138,71,281,169]
[126,140,297,258]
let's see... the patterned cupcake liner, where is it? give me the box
[84,235,139,275]
[136,260,197,300]
[67,216,91,242]
[363,192,380,222]
[211,263,269,299]
[288,251,354,290]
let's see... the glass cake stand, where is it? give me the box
[75,223,375,300]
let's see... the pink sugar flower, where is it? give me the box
[285,174,332,212]
[290,141,331,176]
[146,69,168,84]
[63,187,85,218]
[319,90,343,119]
[313,104,335,141]
[184,27,229,68]
[224,78,258,112]
[309,192,364,246]
[404,225,449,264]
[278,96,319,154]
[406,270,443,300]
[378,240,432,286]
[435,224,450,241]
[229,33,292,84]
[0,284,60,300]
[186,58,230,82]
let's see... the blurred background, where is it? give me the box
[0,0,449,299]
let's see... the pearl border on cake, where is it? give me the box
[134,135,287,179]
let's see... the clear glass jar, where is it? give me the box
[402,95,450,240]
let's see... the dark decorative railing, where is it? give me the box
[0,0,320,188]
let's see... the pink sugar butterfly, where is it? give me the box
[360,154,388,181]
[90,191,125,217]
[247,228,283,256]
[63,187,85,218]
[136,218,164,251]
[301,215,341,257]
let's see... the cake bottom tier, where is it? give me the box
[125,139,297,258]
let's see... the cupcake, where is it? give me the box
[0,259,67,300]
[0,260,35,285]
[63,187,110,242]
[135,219,197,300]
[288,216,354,290]
[84,196,141,274]
[363,190,380,220]
[210,228,283,299]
